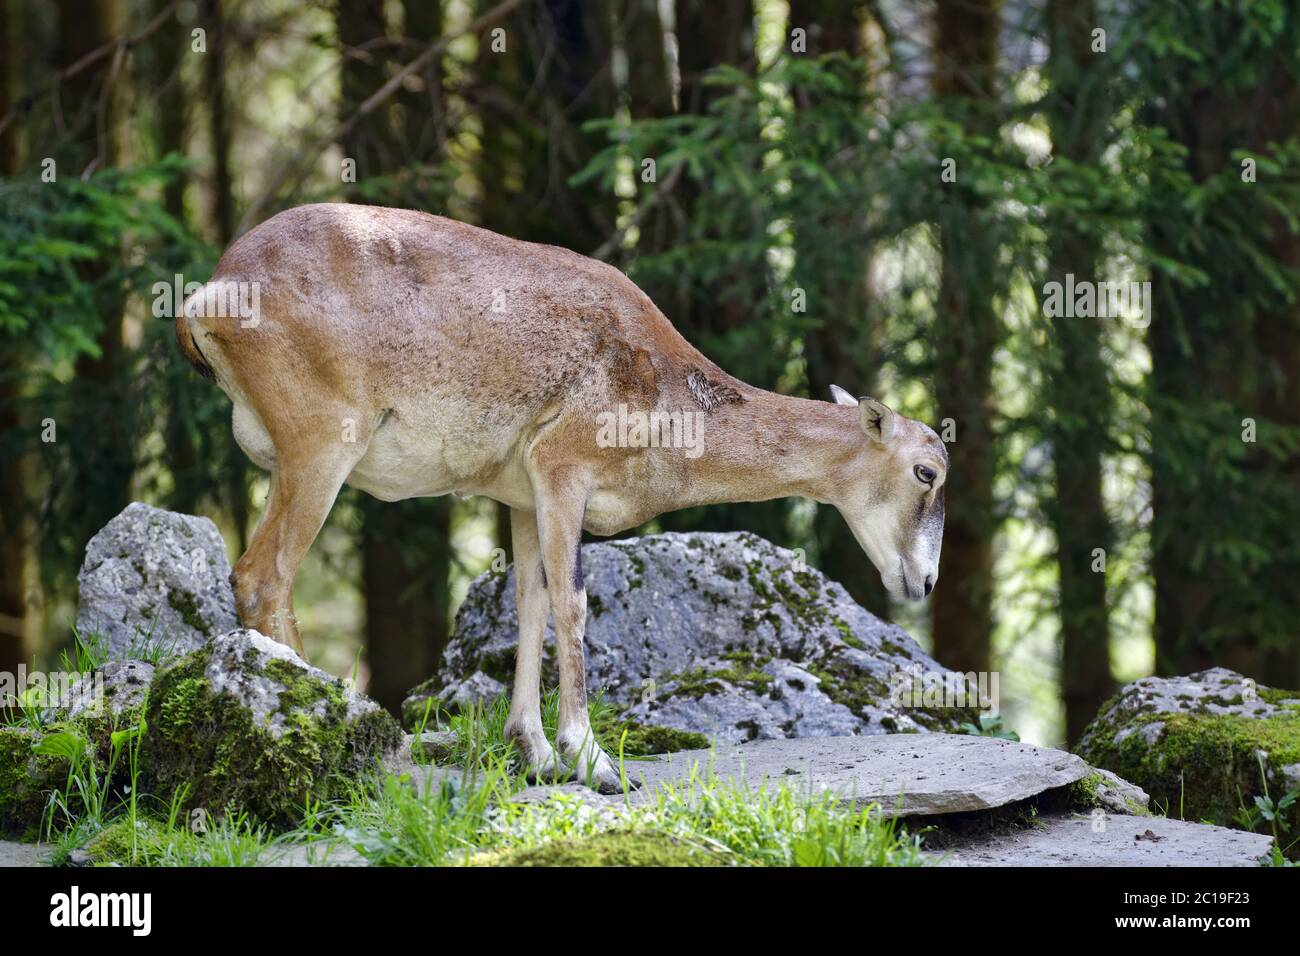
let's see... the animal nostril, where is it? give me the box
[923,576,934,597]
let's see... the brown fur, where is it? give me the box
[180,203,947,789]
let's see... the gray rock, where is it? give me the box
[1077,668,1300,838]
[929,813,1272,867]
[62,659,155,721]
[398,764,464,800]
[421,672,504,717]
[1089,767,1150,815]
[197,629,382,735]
[143,629,402,825]
[1080,669,1297,739]
[51,659,157,771]
[513,732,1092,817]
[76,502,238,662]
[405,532,981,741]
[408,731,459,765]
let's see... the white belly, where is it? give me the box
[232,393,536,509]
[584,489,648,536]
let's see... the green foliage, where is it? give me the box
[1233,752,1300,860]
[0,158,240,602]
[1124,1,1300,658]
[0,159,190,360]
[960,713,1021,741]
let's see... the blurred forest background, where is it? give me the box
[1,0,1298,747]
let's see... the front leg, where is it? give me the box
[503,507,563,781]
[529,467,623,794]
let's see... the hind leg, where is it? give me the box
[231,430,368,654]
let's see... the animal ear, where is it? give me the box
[859,398,897,444]
[829,384,859,407]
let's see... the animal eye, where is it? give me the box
[914,465,936,484]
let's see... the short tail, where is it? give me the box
[175,295,215,380]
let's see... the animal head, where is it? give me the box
[827,384,946,602]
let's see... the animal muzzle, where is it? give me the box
[892,557,938,602]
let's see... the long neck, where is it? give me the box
[675,388,860,509]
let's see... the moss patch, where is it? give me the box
[78,817,173,865]
[660,666,775,701]
[1064,770,1149,817]
[142,641,402,828]
[167,587,207,634]
[0,725,86,839]
[807,653,979,733]
[401,680,441,730]
[1079,708,1300,835]
[480,830,727,867]
[615,722,709,756]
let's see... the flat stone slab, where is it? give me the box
[263,843,368,867]
[929,813,1273,867]
[514,733,1092,817]
[0,841,49,867]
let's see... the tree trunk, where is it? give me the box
[338,0,453,711]
[150,0,202,517]
[199,0,248,551]
[928,0,1000,676]
[202,0,234,245]
[1045,0,1114,744]
[362,499,451,714]
[620,0,671,119]
[656,1,798,546]
[671,0,754,339]
[0,0,25,678]
[1148,5,1300,688]
[337,0,393,181]
[472,0,617,251]
[786,0,889,615]
[401,0,444,161]
[63,1,134,549]
[675,0,753,116]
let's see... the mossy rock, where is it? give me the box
[1076,668,1300,842]
[402,680,437,730]
[478,830,728,867]
[402,673,505,728]
[0,725,92,839]
[406,531,980,744]
[614,721,710,756]
[1066,769,1150,816]
[57,659,154,770]
[142,629,402,827]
